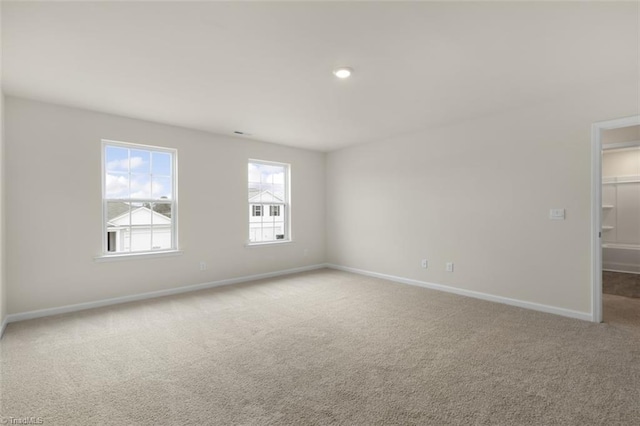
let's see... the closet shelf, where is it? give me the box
[602,243,640,251]
[603,176,640,185]
[602,226,615,231]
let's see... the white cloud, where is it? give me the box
[130,157,145,169]
[129,175,150,199]
[105,174,129,197]
[130,191,149,199]
[249,163,285,185]
[106,173,171,199]
[272,172,285,184]
[248,163,261,183]
[152,182,170,198]
[106,156,145,171]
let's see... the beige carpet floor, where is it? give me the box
[1,269,640,425]
[603,270,640,298]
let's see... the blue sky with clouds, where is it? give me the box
[105,145,172,200]
[248,162,286,201]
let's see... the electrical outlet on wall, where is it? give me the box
[199,261,207,271]
[446,262,454,272]
[421,259,428,269]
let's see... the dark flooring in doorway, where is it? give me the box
[603,271,640,298]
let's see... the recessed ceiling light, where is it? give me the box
[333,67,353,79]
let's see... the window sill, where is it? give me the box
[94,250,183,262]
[245,240,293,248]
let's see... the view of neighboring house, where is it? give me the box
[107,202,172,252]
[248,189,285,242]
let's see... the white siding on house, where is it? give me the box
[108,207,173,252]
[248,189,286,243]
[249,203,285,242]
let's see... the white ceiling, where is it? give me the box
[2,1,637,151]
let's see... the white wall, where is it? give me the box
[5,97,326,314]
[602,125,640,145]
[602,148,640,178]
[326,80,637,316]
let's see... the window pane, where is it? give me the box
[107,201,131,226]
[105,172,129,199]
[248,162,261,183]
[152,152,172,177]
[151,225,172,250]
[129,205,152,252]
[261,211,276,241]
[151,203,172,250]
[130,204,152,225]
[152,202,172,219]
[260,164,284,183]
[250,224,261,242]
[130,174,151,199]
[130,149,150,173]
[272,184,285,202]
[275,206,286,240]
[251,204,286,242]
[272,170,285,185]
[105,146,129,172]
[248,183,260,201]
[130,228,152,252]
[106,202,131,253]
[259,183,273,203]
[152,176,172,200]
[249,162,286,184]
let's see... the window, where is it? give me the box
[102,140,177,255]
[248,160,289,243]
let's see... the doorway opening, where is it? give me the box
[592,117,640,323]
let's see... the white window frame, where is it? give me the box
[252,205,263,217]
[100,139,179,257]
[248,159,291,245]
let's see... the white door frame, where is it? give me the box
[591,115,640,323]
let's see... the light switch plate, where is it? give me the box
[549,208,565,220]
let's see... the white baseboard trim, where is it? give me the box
[0,316,8,339]
[603,269,640,275]
[603,262,640,274]
[5,264,328,324]
[327,264,593,322]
